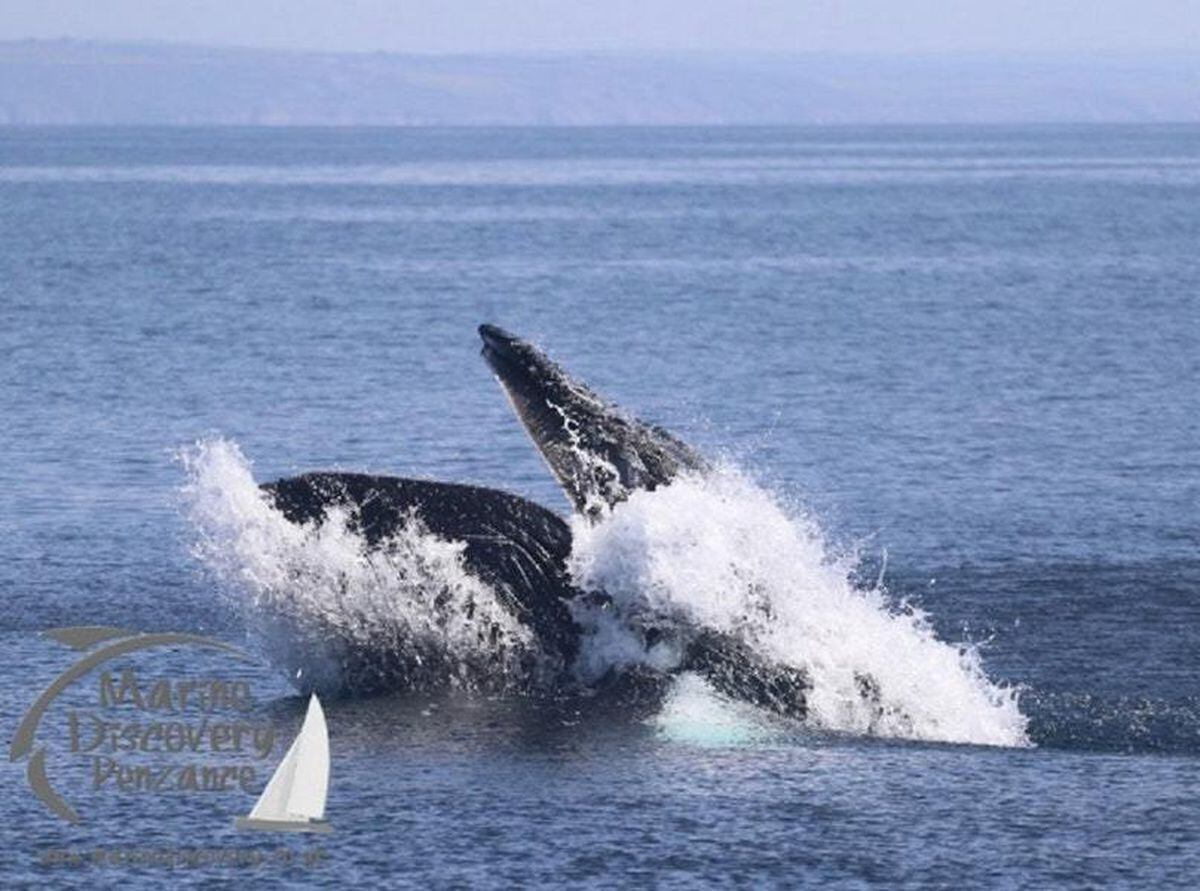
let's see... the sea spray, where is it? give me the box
[179,437,539,694]
[181,439,1028,746]
[652,673,778,746]
[568,466,1030,747]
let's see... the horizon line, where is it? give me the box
[5,37,1200,61]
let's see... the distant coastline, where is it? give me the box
[1,39,1198,126]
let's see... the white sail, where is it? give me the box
[284,694,329,819]
[237,694,331,831]
[247,730,301,820]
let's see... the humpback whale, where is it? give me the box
[245,323,810,717]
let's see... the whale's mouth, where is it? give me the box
[479,324,559,402]
[478,323,520,364]
[478,324,594,509]
[478,323,512,376]
[479,323,631,514]
[477,325,554,418]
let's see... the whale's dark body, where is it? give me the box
[261,471,809,717]
[264,472,581,668]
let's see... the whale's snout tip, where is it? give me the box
[479,323,521,356]
[479,323,510,342]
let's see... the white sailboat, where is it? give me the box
[236,694,332,832]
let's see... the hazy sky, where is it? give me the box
[1,0,1197,54]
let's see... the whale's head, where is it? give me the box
[479,324,704,517]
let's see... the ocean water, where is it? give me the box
[1,125,1198,887]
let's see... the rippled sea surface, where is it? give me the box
[2,126,1198,887]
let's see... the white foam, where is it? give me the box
[179,438,1029,747]
[179,437,537,694]
[652,673,775,746]
[568,466,1030,747]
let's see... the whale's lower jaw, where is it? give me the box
[479,324,705,515]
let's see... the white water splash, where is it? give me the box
[179,437,537,694]
[179,439,1028,747]
[652,673,777,746]
[568,466,1030,747]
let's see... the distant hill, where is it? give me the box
[0,41,1197,125]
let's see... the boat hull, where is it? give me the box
[235,816,332,833]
